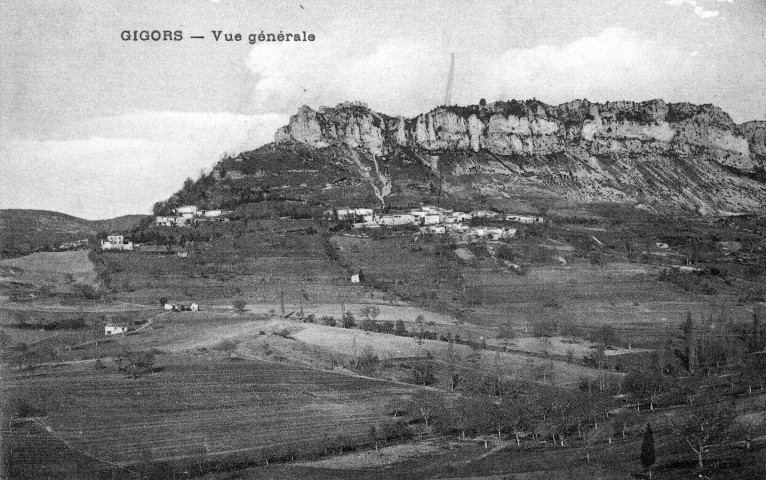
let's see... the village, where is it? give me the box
[154,205,234,227]
[332,204,543,241]
[95,204,545,255]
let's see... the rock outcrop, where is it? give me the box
[276,99,765,174]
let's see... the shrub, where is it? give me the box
[232,299,247,314]
[342,311,356,329]
[361,319,377,332]
[321,315,336,327]
[213,340,237,353]
[116,351,156,379]
[354,345,380,375]
[75,283,103,300]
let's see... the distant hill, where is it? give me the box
[154,98,766,218]
[0,209,147,257]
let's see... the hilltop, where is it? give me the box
[155,99,766,217]
[0,209,147,257]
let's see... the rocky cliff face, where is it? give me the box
[276,99,765,173]
[266,99,766,214]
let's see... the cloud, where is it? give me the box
[666,0,722,18]
[247,34,446,116]
[246,27,682,116]
[0,111,287,219]
[486,27,680,103]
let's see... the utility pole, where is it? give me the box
[444,52,455,106]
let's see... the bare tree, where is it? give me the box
[678,390,736,470]
[408,390,444,428]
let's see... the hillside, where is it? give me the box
[0,210,147,257]
[155,99,766,217]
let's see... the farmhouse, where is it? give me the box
[335,208,375,220]
[376,214,416,226]
[100,235,133,251]
[104,324,128,335]
[506,214,544,224]
[352,221,381,229]
[175,205,198,217]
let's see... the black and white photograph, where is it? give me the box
[1,1,766,478]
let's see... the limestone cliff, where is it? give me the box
[265,99,766,214]
[276,99,764,173]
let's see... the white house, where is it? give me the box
[101,235,133,251]
[352,221,381,229]
[423,214,441,225]
[155,216,175,227]
[506,214,544,224]
[164,303,175,311]
[337,208,374,220]
[175,205,198,216]
[351,274,361,283]
[376,214,416,226]
[472,210,500,219]
[452,212,472,222]
[190,303,199,312]
[104,324,127,335]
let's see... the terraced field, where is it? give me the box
[2,355,419,467]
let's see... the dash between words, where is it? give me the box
[121,30,316,43]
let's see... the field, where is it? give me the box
[0,250,97,290]
[2,355,420,469]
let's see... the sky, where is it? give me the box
[1,0,765,219]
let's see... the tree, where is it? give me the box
[380,320,394,334]
[682,312,698,373]
[446,338,461,392]
[506,398,532,447]
[342,311,356,329]
[369,425,380,452]
[117,351,156,379]
[232,299,247,314]
[612,408,640,440]
[159,297,168,307]
[679,390,736,470]
[354,345,380,375]
[361,318,377,332]
[394,319,407,336]
[360,306,381,322]
[408,390,444,428]
[748,306,766,352]
[740,352,766,394]
[410,358,435,386]
[640,424,656,477]
[623,369,668,410]
[596,324,617,348]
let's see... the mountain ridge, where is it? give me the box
[157,99,766,217]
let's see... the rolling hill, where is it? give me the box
[0,209,147,257]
